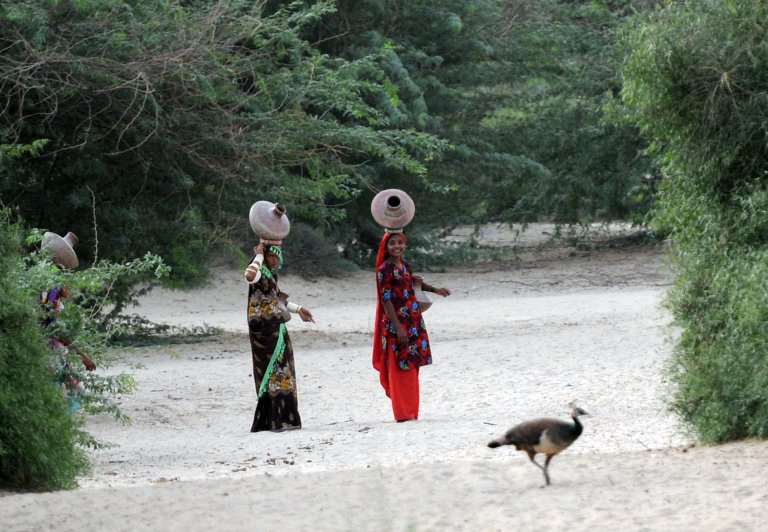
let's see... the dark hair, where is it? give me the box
[375,231,407,267]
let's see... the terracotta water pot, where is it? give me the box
[412,276,433,312]
[370,189,415,231]
[249,201,291,241]
[42,231,79,269]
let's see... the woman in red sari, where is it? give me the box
[373,231,451,422]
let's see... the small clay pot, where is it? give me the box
[249,201,291,240]
[370,189,415,231]
[42,231,79,269]
[412,276,433,312]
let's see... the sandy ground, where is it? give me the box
[2,224,768,531]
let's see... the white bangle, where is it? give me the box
[286,302,302,313]
[244,261,262,284]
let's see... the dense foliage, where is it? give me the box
[1,0,655,284]
[485,0,658,226]
[0,0,446,283]
[621,0,768,443]
[0,211,87,490]
[293,0,656,248]
[0,200,171,489]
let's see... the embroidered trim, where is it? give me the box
[258,323,287,399]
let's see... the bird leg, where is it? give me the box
[526,450,549,485]
[541,455,555,486]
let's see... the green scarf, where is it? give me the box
[260,245,283,279]
[258,323,287,399]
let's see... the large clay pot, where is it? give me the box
[249,201,291,241]
[370,189,415,231]
[42,231,79,269]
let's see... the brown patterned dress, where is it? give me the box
[247,270,301,432]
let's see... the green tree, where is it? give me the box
[0,0,445,283]
[2,0,659,282]
[621,0,768,442]
[274,0,656,256]
[481,0,657,225]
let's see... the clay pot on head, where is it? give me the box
[249,201,291,243]
[370,189,415,231]
[42,231,79,269]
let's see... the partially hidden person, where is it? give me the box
[40,231,96,413]
[244,241,314,432]
[373,230,451,422]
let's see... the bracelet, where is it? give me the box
[286,302,303,313]
[245,262,262,284]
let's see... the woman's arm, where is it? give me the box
[379,264,407,345]
[244,244,266,284]
[60,337,96,371]
[73,345,96,371]
[419,279,451,297]
[287,301,315,323]
[382,299,408,346]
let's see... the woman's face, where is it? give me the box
[264,251,279,270]
[386,234,406,259]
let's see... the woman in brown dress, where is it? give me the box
[245,243,314,432]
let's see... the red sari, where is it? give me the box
[373,237,432,421]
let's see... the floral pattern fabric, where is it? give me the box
[376,258,432,371]
[247,278,290,324]
[41,287,85,412]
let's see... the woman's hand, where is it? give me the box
[420,278,451,297]
[74,346,96,371]
[396,325,408,347]
[254,243,265,256]
[298,307,315,323]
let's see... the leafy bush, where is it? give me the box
[0,212,87,490]
[665,248,768,442]
[22,236,170,422]
[621,1,768,443]
[0,205,173,490]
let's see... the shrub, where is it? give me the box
[1,206,172,490]
[0,212,87,490]
[21,236,170,423]
[621,1,768,442]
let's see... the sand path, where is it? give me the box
[3,226,765,531]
